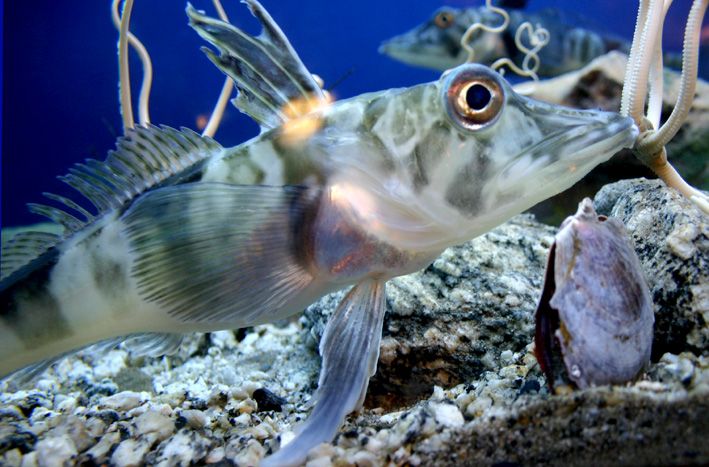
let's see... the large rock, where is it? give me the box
[594,178,709,359]
[304,215,555,409]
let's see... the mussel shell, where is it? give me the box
[534,198,654,390]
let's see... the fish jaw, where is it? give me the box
[379,28,467,71]
[475,91,639,229]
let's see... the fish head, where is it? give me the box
[343,64,638,251]
[435,64,638,236]
[378,7,505,71]
[379,7,469,71]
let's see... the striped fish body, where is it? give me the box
[379,6,628,75]
[0,2,638,465]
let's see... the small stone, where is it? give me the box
[466,396,493,417]
[99,392,142,411]
[204,446,225,463]
[1,448,22,467]
[19,451,37,467]
[34,380,59,393]
[231,438,266,466]
[34,434,77,467]
[111,437,153,467]
[430,402,464,428]
[253,388,287,412]
[237,398,257,415]
[208,386,231,407]
[85,431,121,463]
[178,409,206,429]
[210,330,238,350]
[132,411,173,441]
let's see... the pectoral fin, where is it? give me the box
[122,183,326,327]
[261,279,387,467]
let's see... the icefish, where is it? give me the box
[0,1,637,465]
[379,5,629,76]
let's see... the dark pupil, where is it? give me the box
[466,84,491,110]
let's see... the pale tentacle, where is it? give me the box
[202,0,235,138]
[636,0,708,155]
[646,0,673,128]
[621,0,708,215]
[461,0,509,64]
[115,0,135,132]
[491,21,550,94]
[621,0,666,123]
[112,0,153,129]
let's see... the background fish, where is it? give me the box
[380,4,645,76]
[1,1,637,465]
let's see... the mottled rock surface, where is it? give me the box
[305,216,555,409]
[595,178,709,359]
[1,179,707,467]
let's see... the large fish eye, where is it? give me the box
[435,10,455,29]
[443,65,505,131]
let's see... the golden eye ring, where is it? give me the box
[435,10,455,29]
[443,65,505,131]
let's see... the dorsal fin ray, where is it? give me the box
[1,231,62,281]
[1,125,222,281]
[186,1,328,131]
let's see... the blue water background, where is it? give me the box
[2,0,705,227]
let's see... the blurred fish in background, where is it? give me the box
[379,0,687,77]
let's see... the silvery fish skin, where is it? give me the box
[534,198,654,391]
[379,6,627,75]
[0,1,637,465]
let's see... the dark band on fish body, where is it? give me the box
[88,251,129,305]
[286,185,322,274]
[0,249,71,349]
[410,122,453,192]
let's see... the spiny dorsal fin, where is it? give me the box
[187,1,328,130]
[2,125,222,282]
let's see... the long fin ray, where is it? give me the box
[1,232,62,281]
[261,280,387,467]
[186,1,327,130]
[122,183,323,326]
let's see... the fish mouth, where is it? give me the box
[486,98,638,211]
[501,103,638,186]
[379,34,454,70]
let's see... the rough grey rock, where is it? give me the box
[594,178,709,359]
[304,215,555,409]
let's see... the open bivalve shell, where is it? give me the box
[534,198,654,391]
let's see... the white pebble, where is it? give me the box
[133,411,173,441]
[99,392,142,411]
[430,402,464,428]
[111,437,153,467]
[34,434,77,467]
